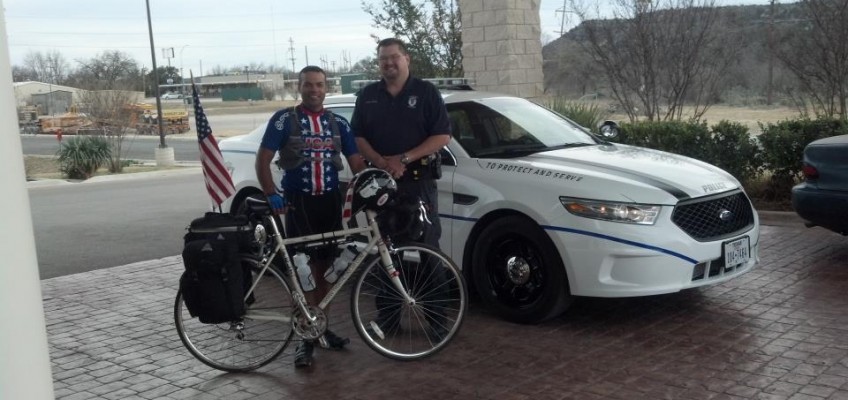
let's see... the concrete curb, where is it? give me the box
[26,166,201,188]
[758,210,806,228]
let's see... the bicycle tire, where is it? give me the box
[175,256,295,372]
[350,243,468,360]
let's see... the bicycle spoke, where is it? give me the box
[351,244,467,361]
[175,259,295,372]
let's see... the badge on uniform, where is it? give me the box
[407,96,418,109]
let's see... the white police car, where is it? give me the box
[219,84,760,324]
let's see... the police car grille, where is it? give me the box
[671,191,754,241]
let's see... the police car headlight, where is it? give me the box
[559,197,661,225]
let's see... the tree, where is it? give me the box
[77,88,138,173]
[12,65,37,82]
[68,51,141,91]
[143,66,180,96]
[361,0,462,77]
[23,50,69,84]
[775,0,848,120]
[350,56,381,79]
[575,0,742,122]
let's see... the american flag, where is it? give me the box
[341,180,355,227]
[191,83,235,207]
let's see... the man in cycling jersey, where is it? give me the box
[256,65,366,368]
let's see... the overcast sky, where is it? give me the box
[4,0,770,75]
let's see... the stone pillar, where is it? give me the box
[459,0,544,98]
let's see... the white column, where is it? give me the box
[0,2,56,399]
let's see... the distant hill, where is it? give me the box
[542,2,805,104]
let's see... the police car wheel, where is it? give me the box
[471,215,573,324]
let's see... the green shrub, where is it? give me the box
[573,115,846,206]
[56,136,111,179]
[709,120,762,183]
[615,120,714,162]
[757,117,848,198]
[543,97,607,133]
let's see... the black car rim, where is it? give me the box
[484,235,546,308]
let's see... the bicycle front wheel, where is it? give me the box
[351,243,468,360]
[175,257,295,372]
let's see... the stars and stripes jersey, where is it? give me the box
[260,105,359,195]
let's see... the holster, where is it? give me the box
[402,153,442,181]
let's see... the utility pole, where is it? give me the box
[146,0,173,165]
[767,0,776,105]
[304,46,309,67]
[555,0,570,37]
[288,37,296,73]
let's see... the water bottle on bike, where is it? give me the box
[293,252,315,291]
[324,245,358,283]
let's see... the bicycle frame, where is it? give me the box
[243,206,414,327]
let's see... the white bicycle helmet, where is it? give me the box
[349,168,397,214]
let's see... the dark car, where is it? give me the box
[792,134,848,235]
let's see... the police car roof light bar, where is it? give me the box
[350,78,474,91]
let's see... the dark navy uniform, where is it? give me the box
[351,77,451,247]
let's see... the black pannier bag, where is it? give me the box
[180,212,252,324]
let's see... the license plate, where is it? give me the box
[723,237,750,268]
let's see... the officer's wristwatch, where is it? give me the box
[400,153,410,165]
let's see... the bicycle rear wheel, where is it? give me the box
[351,243,467,360]
[175,256,295,372]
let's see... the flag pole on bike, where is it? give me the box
[189,71,235,212]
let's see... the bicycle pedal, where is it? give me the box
[318,336,329,349]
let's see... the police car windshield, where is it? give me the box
[449,97,599,158]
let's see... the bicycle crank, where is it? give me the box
[291,305,327,340]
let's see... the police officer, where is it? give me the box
[351,37,451,249]
[351,38,452,341]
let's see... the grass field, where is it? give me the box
[160,96,802,134]
[609,104,801,135]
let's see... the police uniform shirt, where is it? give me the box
[351,76,451,156]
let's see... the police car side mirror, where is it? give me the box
[598,120,620,139]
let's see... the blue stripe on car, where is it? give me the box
[440,214,698,265]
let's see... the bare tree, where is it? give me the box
[362,0,462,77]
[76,83,139,173]
[350,56,381,79]
[574,0,740,122]
[23,50,69,84]
[775,0,848,120]
[69,51,141,90]
[12,65,37,82]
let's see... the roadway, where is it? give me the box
[28,168,210,279]
[20,111,271,161]
[23,109,276,279]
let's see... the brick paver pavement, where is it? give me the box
[43,222,848,399]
